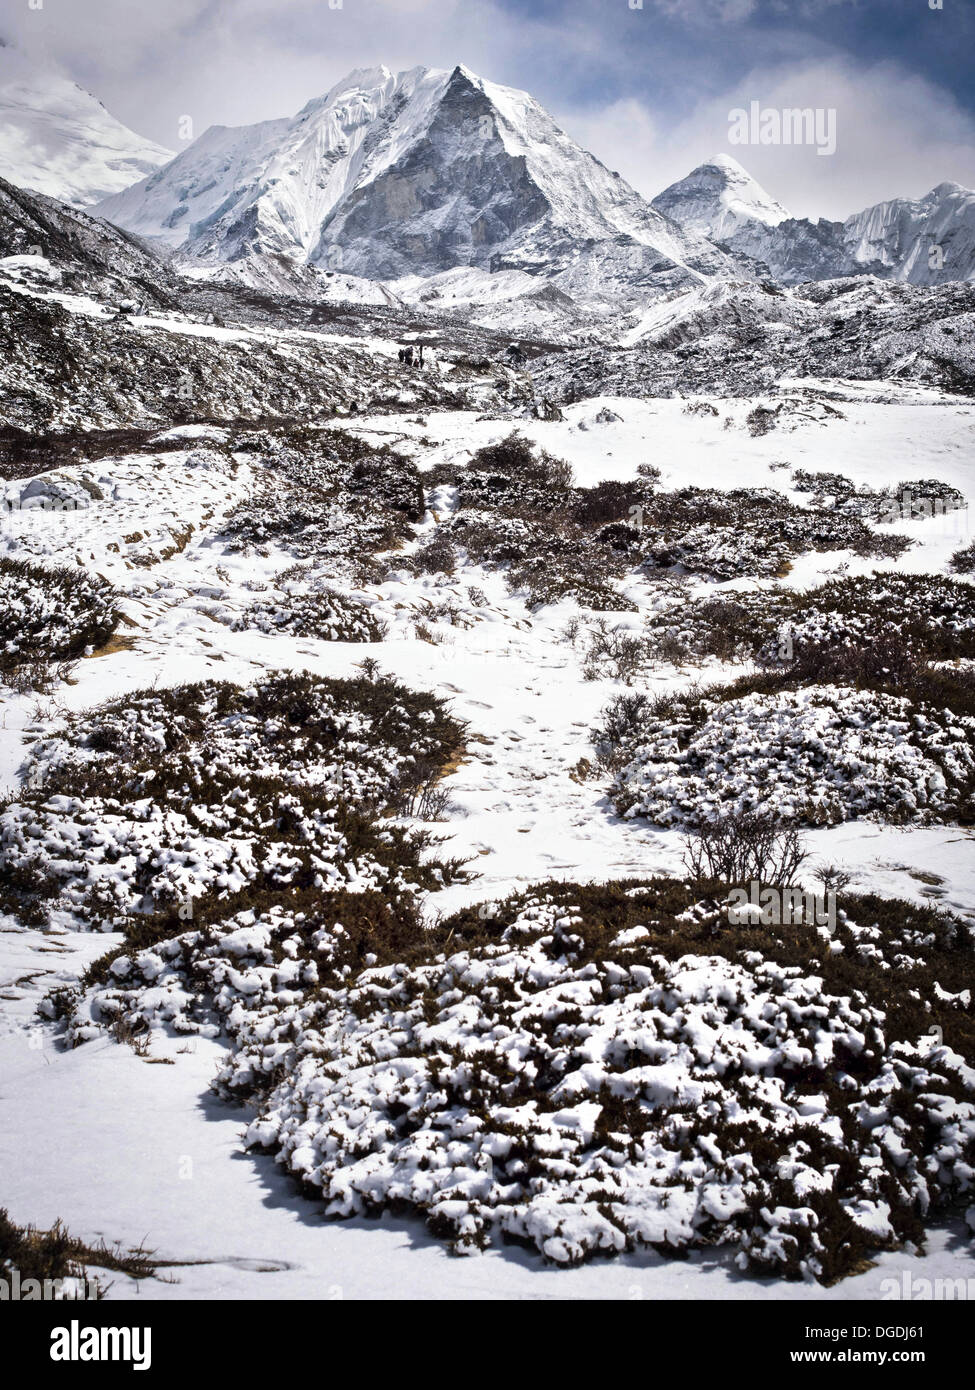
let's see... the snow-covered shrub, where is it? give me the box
[767,507,910,559]
[746,403,780,436]
[644,572,975,669]
[680,809,808,885]
[570,479,649,529]
[643,592,784,665]
[604,683,975,827]
[456,432,574,514]
[591,689,665,770]
[77,878,975,1281]
[444,510,535,565]
[768,572,975,662]
[950,540,975,575]
[445,511,632,610]
[410,533,458,576]
[444,453,907,593]
[232,583,386,642]
[873,479,967,522]
[792,469,967,521]
[507,547,634,610]
[0,555,119,687]
[636,462,662,482]
[0,671,464,926]
[429,438,640,607]
[224,428,422,573]
[791,468,855,499]
[635,486,910,581]
[640,520,796,581]
[580,619,653,682]
[431,438,644,607]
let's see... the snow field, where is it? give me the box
[1,384,974,1294]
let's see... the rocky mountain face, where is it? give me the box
[95,64,741,307]
[0,275,507,435]
[0,55,971,422]
[536,276,975,400]
[0,39,172,208]
[0,175,180,306]
[654,157,975,286]
[0,178,534,434]
[0,171,971,445]
[1,46,972,316]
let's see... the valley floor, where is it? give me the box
[2,383,974,1298]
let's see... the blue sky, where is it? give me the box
[493,0,975,118]
[5,0,974,218]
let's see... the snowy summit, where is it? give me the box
[652,153,791,242]
[96,62,734,301]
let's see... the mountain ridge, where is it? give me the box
[654,156,975,286]
[1,50,972,310]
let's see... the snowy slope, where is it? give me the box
[95,65,436,255]
[0,40,172,208]
[96,63,737,303]
[0,174,181,306]
[179,254,406,308]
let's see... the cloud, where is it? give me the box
[649,0,758,22]
[649,0,855,20]
[3,0,973,223]
[2,0,553,147]
[558,56,975,219]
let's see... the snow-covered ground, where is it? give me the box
[1,382,973,1297]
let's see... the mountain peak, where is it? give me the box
[929,179,969,199]
[0,42,172,207]
[96,60,735,297]
[707,153,751,175]
[324,63,397,98]
[652,155,790,241]
[296,64,402,118]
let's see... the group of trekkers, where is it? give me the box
[396,340,526,369]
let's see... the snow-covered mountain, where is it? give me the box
[656,155,975,286]
[841,182,975,285]
[651,154,789,242]
[0,39,173,208]
[96,63,739,304]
